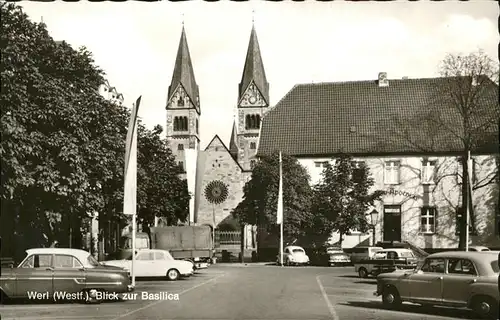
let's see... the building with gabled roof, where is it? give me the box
[257,73,499,249]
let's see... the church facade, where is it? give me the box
[164,25,270,245]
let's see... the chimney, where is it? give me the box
[378,72,389,87]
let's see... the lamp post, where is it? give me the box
[368,209,379,246]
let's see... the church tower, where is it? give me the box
[237,24,269,171]
[166,26,201,171]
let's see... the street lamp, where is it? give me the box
[368,209,379,246]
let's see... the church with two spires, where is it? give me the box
[164,24,269,238]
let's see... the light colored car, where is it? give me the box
[468,246,490,252]
[1,248,132,303]
[349,246,383,264]
[102,249,193,281]
[328,252,351,266]
[277,246,310,266]
[355,248,418,278]
[374,251,499,319]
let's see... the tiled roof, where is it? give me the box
[257,76,499,157]
[168,26,200,113]
[238,25,269,105]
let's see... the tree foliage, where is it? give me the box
[232,153,314,243]
[0,3,189,257]
[311,155,382,247]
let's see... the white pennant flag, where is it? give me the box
[277,152,283,225]
[123,96,141,216]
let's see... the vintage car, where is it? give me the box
[355,248,418,278]
[374,251,499,319]
[308,247,350,266]
[102,249,194,280]
[0,248,132,303]
[277,246,310,266]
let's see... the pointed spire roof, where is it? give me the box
[239,25,269,105]
[229,120,238,155]
[168,26,200,112]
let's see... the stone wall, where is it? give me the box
[195,136,246,228]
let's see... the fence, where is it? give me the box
[215,230,241,245]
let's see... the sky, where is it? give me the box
[20,1,498,149]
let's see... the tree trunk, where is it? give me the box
[458,154,468,250]
[338,232,344,248]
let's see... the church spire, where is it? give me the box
[229,120,239,160]
[238,24,269,105]
[168,26,200,112]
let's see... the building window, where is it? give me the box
[178,161,184,171]
[455,207,477,236]
[420,207,437,234]
[245,114,261,130]
[173,116,188,131]
[178,144,184,150]
[250,142,256,149]
[196,119,199,134]
[250,160,256,169]
[384,161,401,184]
[314,161,329,168]
[422,160,436,184]
[177,97,184,106]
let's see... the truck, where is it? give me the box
[110,225,213,270]
[354,248,418,278]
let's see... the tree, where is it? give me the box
[312,155,382,247]
[0,3,190,258]
[367,50,499,249]
[136,124,190,227]
[1,3,111,253]
[232,152,314,244]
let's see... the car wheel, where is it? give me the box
[166,269,180,281]
[84,289,102,304]
[358,267,368,278]
[471,295,498,319]
[382,287,402,309]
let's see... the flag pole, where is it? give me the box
[277,152,284,267]
[465,150,472,252]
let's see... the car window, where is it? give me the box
[399,251,415,258]
[292,249,304,253]
[22,254,53,268]
[54,255,82,268]
[387,251,397,259]
[154,252,165,260]
[136,252,154,261]
[448,258,477,275]
[20,255,35,268]
[420,258,445,273]
[373,252,387,259]
[284,248,290,254]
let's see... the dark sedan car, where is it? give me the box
[1,248,133,303]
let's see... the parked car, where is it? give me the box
[0,248,132,303]
[468,246,490,252]
[277,246,310,266]
[355,248,418,278]
[374,251,499,319]
[308,247,351,266]
[102,249,194,280]
[348,246,383,264]
[328,252,351,267]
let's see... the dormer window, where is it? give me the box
[177,97,184,106]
